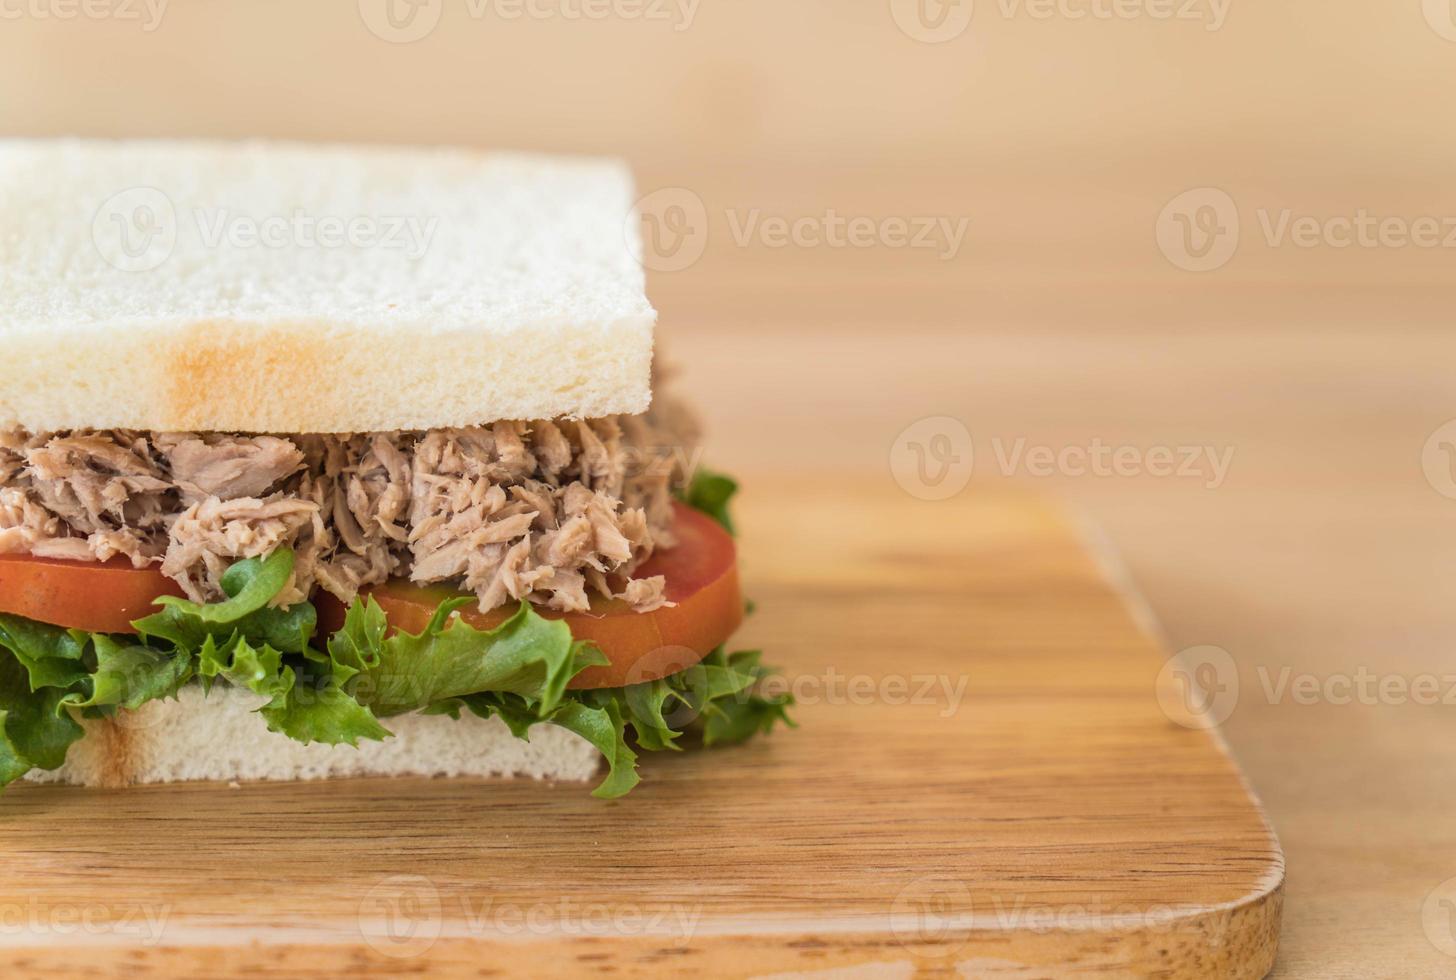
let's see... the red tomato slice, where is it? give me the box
[0,503,743,691]
[317,501,743,689]
[0,553,183,634]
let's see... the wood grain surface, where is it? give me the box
[0,486,1282,977]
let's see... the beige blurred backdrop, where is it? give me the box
[4,1,1455,291]
[5,2,1456,977]
[0,0,1451,171]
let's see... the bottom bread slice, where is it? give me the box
[24,685,602,788]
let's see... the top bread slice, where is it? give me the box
[0,140,655,433]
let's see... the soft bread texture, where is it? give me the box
[0,140,655,432]
[24,686,601,788]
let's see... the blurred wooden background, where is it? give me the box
[4,2,1456,975]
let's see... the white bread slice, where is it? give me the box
[23,685,600,788]
[0,140,654,433]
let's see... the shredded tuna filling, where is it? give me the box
[0,413,698,615]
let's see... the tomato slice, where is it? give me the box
[319,501,742,689]
[0,553,183,634]
[0,503,743,691]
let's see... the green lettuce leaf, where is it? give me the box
[134,549,315,653]
[198,633,390,747]
[0,615,91,691]
[332,597,592,718]
[0,710,29,787]
[0,647,84,777]
[146,549,295,626]
[552,699,640,799]
[61,635,191,712]
[683,467,739,535]
[697,650,797,746]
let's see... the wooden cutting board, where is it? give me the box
[0,483,1283,978]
